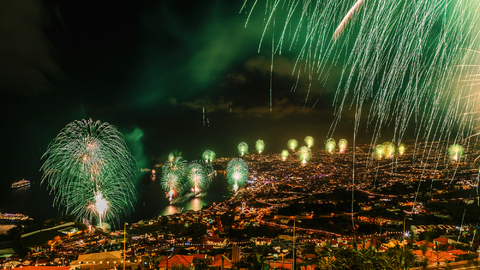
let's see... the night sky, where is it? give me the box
[0,0,354,180]
[0,1,397,182]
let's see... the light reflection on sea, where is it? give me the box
[0,173,232,229]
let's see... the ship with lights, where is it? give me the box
[0,212,31,222]
[11,179,30,189]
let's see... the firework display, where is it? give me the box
[338,139,348,153]
[162,156,187,176]
[374,145,385,160]
[186,161,211,194]
[161,171,184,202]
[304,136,314,148]
[288,139,298,151]
[298,146,311,165]
[255,139,265,154]
[383,142,395,159]
[281,150,289,161]
[242,0,480,146]
[161,156,187,201]
[203,161,215,181]
[41,119,137,225]
[226,158,249,193]
[448,144,464,162]
[238,142,248,156]
[325,138,336,153]
[202,150,216,163]
[398,144,406,156]
[168,152,175,163]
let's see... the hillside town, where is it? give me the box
[1,141,480,269]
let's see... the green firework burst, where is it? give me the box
[41,119,137,225]
[226,158,249,192]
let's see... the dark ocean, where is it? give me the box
[0,172,231,231]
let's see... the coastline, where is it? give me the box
[0,224,15,235]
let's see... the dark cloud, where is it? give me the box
[232,97,315,119]
[128,1,266,110]
[180,96,318,120]
[245,55,297,77]
[0,0,359,176]
[225,72,247,86]
[180,98,231,112]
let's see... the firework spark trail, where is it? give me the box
[244,0,480,147]
[41,119,137,225]
[476,171,480,207]
[333,0,365,42]
[244,0,480,229]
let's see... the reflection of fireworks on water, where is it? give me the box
[304,136,314,148]
[338,139,348,153]
[325,138,336,153]
[41,119,137,225]
[287,139,298,151]
[256,139,265,154]
[238,142,248,156]
[298,146,311,165]
[226,158,249,193]
[281,150,289,161]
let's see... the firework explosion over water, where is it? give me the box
[1,1,480,225]
[226,158,249,193]
[41,119,137,225]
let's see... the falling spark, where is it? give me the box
[333,0,365,42]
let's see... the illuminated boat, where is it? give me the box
[11,179,30,189]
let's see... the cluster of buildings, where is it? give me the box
[1,141,480,268]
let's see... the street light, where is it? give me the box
[289,216,297,270]
[123,222,127,270]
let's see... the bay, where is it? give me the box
[0,172,232,230]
